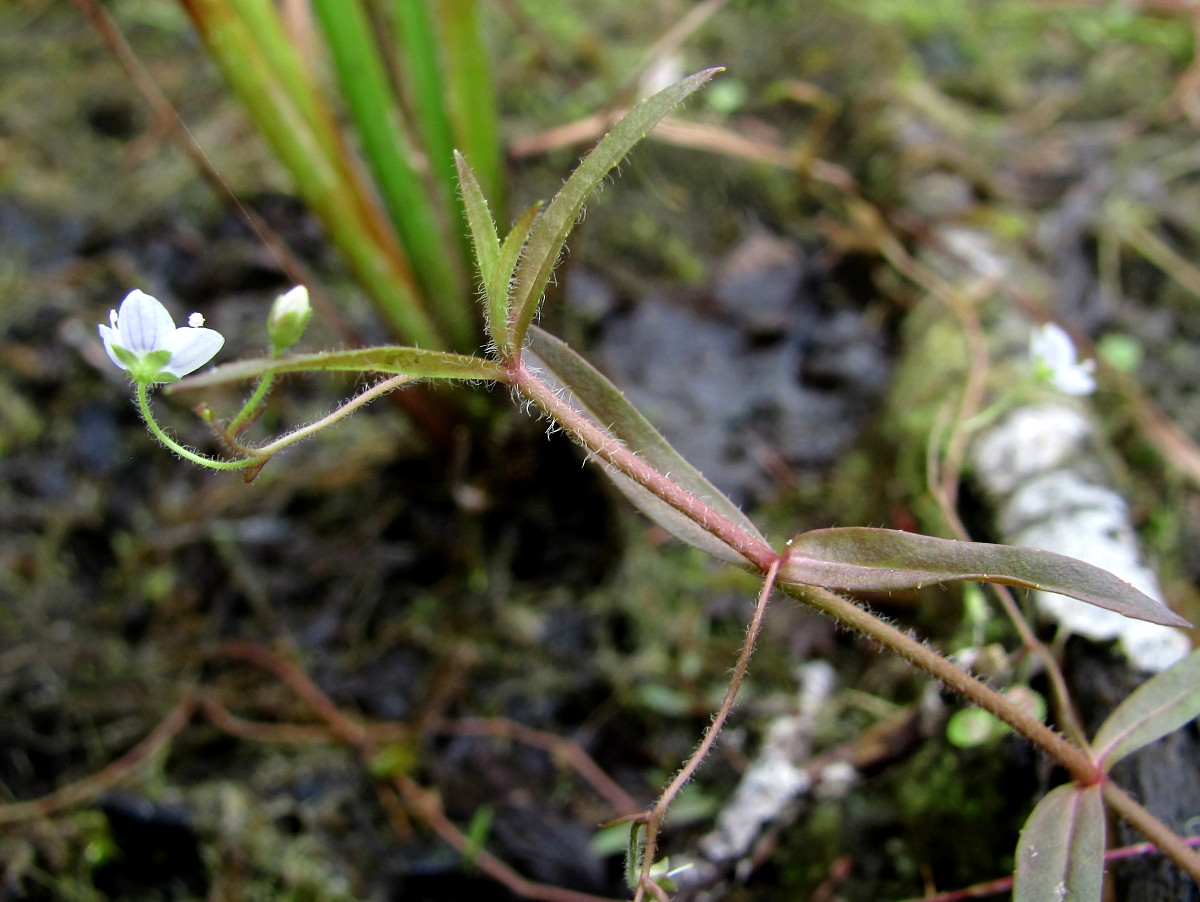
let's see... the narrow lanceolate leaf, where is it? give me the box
[505,69,722,357]
[779,528,1190,629]
[1014,784,1105,902]
[456,152,500,283]
[170,347,507,390]
[490,202,541,348]
[525,326,766,566]
[1091,649,1200,771]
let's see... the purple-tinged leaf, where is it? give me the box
[1092,649,1200,771]
[1014,783,1105,902]
[779,528,1190,629]
[525,326,766,566]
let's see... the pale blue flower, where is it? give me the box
[98,290,224,383]
[1031,323,1095,396]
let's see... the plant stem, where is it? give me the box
[509,360,778,572]
[244,373,418,457]
[1103,782,1200,883]
[632,557,780,901]
[228,372,276,434]
[785,582,1100,783]
[137,382,259,470]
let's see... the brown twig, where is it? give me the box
[0,696,195,825]
[203,642,631,902]
[435,718,640,816]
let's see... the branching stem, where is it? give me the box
[136,381,259,470]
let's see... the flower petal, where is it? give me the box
[117,290,176,355]
[161,326,225,377]
[97,322,127,370]
[1031,323,1075,370]
[1052,362,1096,396]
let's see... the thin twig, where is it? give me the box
[0,697,194,825]
[204,643,628,902]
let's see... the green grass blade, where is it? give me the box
[436,0,502,210]
[311,0,473,349]
[508,69,721,350]
[225,0,339,163]
[180,0,446,348]
[389,0,465,230]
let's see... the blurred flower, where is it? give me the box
[98,289,224,383]
[1030,323,1095,396]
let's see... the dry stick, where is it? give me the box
[200,696,639,816]
[384,770,624,902]
[437,718,640,815]
[205,643,626,902]
[632,558,781,902]
[0,697,194,825]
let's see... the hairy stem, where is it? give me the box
[508,359,778,572]
[787,582,1098,781]
[633,558,780,901]
[137,381,259,470]
[1103,782,1200,883]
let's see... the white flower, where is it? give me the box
[98,289,224,383]
[1030,323,1095,396]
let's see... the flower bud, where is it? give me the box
[267,285,312,352]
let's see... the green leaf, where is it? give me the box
[455,151,502,330]
[779,528,1190,629]
[491,202,541,344]
[170,347,507,390]
[1091,649,1200,771]
[435,0,502,210]
[525,326,766,566]
[505,68,722,357]
[1014,784,1105,902]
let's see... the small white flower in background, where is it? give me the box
[98,289,224,383]
[1030,322,1095,396]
